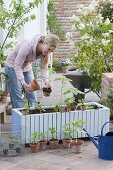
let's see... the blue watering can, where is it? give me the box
[83,121,113,160]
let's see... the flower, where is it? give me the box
[66,0,113,92]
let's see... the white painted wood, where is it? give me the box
[12,102,110,143]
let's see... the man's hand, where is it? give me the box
[45,81,51,89]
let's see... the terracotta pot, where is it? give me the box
[30,143,40,153]
[29,79,40,92]
[70,102,78,111]
[49,139,59,149]
[71,139,84,154]
[43,87,52,97]
[39,140,47,150]
[62,138,72,148]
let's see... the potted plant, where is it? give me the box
[60,58,71,73]
[39,132,47,151]
[48,127,59,149]
[30,132,40,153]
[67,120,86,153]
[55,77,71,105]
[63,87,83,111]
[62,126,73,148]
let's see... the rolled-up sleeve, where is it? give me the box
[14,41,31,85]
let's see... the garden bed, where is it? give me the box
[12,102,110,144]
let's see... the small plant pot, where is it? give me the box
[42,87,52,97]
[39,140,47,151]
[49,139,59,149]
[29,79,40,92]
[62,138,72,148]
[70,102,78,111]
[30,143,40,153]
[71,139,84,154]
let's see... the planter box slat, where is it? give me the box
[57,112,61,139]
[12,102,110,144]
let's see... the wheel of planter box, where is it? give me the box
[12,102,110,144]
[0,124,25,157]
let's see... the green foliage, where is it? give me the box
[63,87,84,96]
[63,126,73,139]
[54,104,64,112]
[39,132,46,140]
[24,102,29,109]
[97,0,113,23]
[55,77,71,104]
[67,120,86,143]
[67,1,113,92]
[78,99,85,105]
[64,97,75,106]
[48,127,57,139]
[36,102,45,113]
[31,132,39,144]
[47,0,64,40]
[0,0,42,64]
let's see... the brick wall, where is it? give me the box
[101,73,113,100]
[54,0,91,59]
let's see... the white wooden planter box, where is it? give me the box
[12,102,110,144]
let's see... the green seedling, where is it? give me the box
[48,127,57,140]
[31,132,39,144]
[67,120,86,143]
[39,132,46,141]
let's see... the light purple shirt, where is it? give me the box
[5,35,49,85]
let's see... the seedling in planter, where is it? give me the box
[78,99,86,110]
[78,99,85,105]
[36,102,45,113]
[31,132,39,144]
[63,87,84,111]
[39,132,46,141]
[67,120,86,143]
[54,104,65,113]
[48,127,57,140]
[64,97,75,111]
[24,102,29,109]
[63,87,83,96]
[54,77,72,104]
[63,126,73,139]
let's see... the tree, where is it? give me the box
[0,0,42,64]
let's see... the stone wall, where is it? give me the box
[54,0,91,59]
[101,73,113,100]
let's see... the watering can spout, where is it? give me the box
[83,128,98,149]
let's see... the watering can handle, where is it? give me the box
[101,121,113,136]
